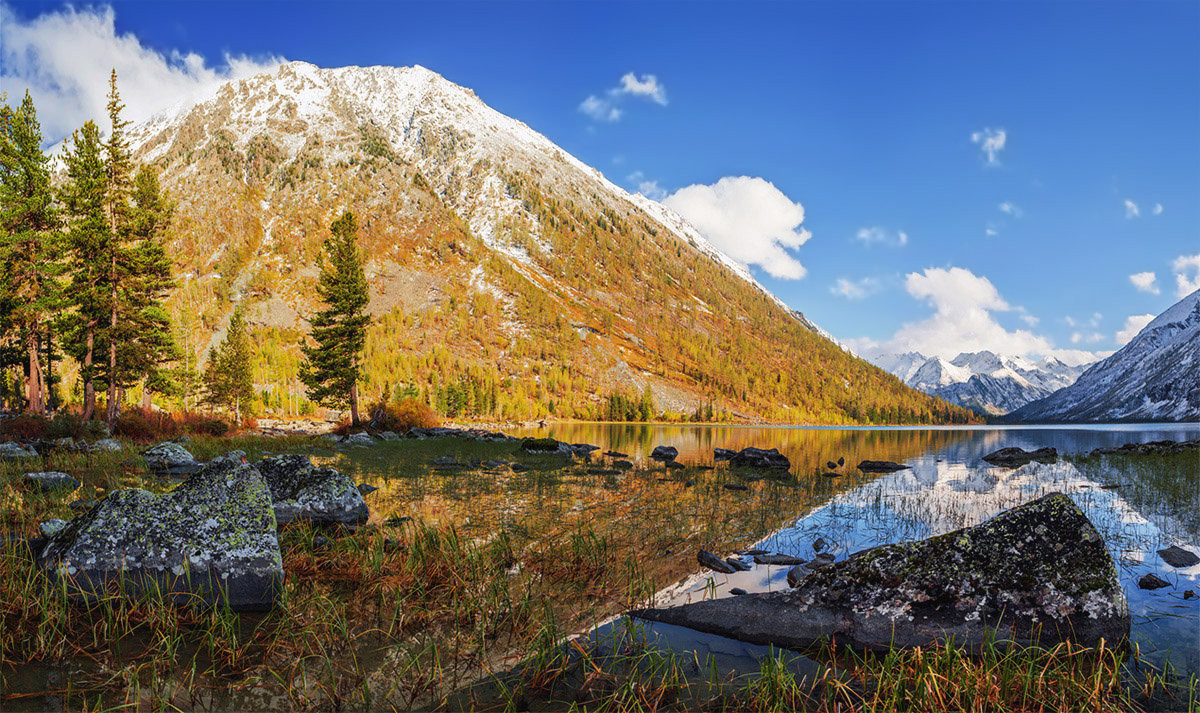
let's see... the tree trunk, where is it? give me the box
[350,360,361,427]
[25,331,44,415]
[106,262,118,424]
[83,328,96,420]
[235,395,241,428]
[142,381,152,410]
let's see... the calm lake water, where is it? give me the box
[497,423,1200,680]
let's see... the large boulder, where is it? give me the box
[142,441,201,475]
[257,454,370,526]
[631,493,1128,651]
[730,447,790,470]
[982,447,1057,467]
[38,459,283,611]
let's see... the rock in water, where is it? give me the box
[857,460,910,473]
[981,447,1058,467]
[257,455,370,526]
[142,441,201,476]
[630,493,1128,651]
[38,459,283,611]
[713,448,737,461]
[730,447,791,470]
[651,445,679,462]
[697,549,736,574]
[1157,545,1200,569]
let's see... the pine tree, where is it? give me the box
[101,69,135,424]
[201,309,253,425]
[59,120,109,420]
[301,211,370,425]
[123,165,177,408]
[0,91,62,414]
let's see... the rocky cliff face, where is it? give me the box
[121,61,968,424]
[1010,290,1200,423]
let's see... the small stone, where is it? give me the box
[786,564,806,588]
[813,538,827,553]
[24,472,81,493]
[613,460,633,470]
[726,557,752,572]
[754,553,804,566]
[822,472,840,478]
[356,483,378,496]
[723,483,748,491]
[258,455,370,526]
[341,431,375,447]
[1157,545,1200,569]
[1139,573,1170,590]
[39,519,68,538]
[730,447,790,470]
[730,588,748,596]
[698,549,736,574]
[1183,590,1195,600]
[666,461,686,470]
[377,431,399,441]
[857,460,909,473]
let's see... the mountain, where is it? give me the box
[120,61,972,424]
[869,350,1091,415]
[1009,290,1200,423]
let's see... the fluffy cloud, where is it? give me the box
[859,267,1067,359]
[970,128,1006,165]
[1124,200,1140,218]
[662,176,811,280]
[1115,314,1155,346]
[0,3,283,144]
[579,71,667,122]
[1071,332,1104,344]
[998,201,1023,217]
[831,277,880,300]
[1129,271,1160,295]
[1174,254,1200,298]
[855,227,908,247]
[1153,203,1164,215]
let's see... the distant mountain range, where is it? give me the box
[1010,290,1200,423]
[870,351,1092,416]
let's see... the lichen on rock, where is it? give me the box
[257,454,370,526]
[631,493,1129,651]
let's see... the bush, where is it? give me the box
[366,398,440,432]
[45,412,109,440]
[177,411,230,437]
[115,407,180,443]
[0,414,48,441]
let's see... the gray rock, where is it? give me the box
[377,430,399,441]
[0,442,38,459]
[1138,573,1170,590]
[257,455,370,526]
[341,431,375,447]
[69,499,96,511]
[570,443,600,455]
[24,472,81,493]
[433,456,460,466]
[786,564,807,588]
[730,447,791,470]
[651,445,678,462]
[726,557,752,572]
[357,483,378,496]
[698,549,736,574]
[631,493,1129,651]
[209,450,247,466]
[754,553,805,566]
[143,441,200,475]
[1157,545,1200,569]
[981,447,1058,467]
[39,519,68,537]
[714,448,737,461]
[857,460,910,473]
[38,459,283,611]
[89,438,123,452]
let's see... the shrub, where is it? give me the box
[45,413,109,440]
[365,398,440,433]
[0,414,48,441]
[115,407,180,442]
[177,411,230,437]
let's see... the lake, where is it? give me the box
[331,422,1200,688]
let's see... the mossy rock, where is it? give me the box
[631,493,1129,651]
[257,454,369,526]
[521,437,561,452]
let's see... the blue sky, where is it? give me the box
[3,0,1197,363]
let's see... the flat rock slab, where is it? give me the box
[631,493,1128,651]
[754,553,805,566]
[730,447,791,470]
[143,441,201,475]
[24,472,81,493]
[982,447,1058,467]
[698,549,735,574]
[1157,546,1200,569]
[38,459,283,611]
[857,460,910,473]
[258,455,370,526]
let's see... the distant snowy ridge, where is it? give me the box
[1009,290,1200,423]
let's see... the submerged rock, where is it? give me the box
[38,459,283,611]
[698,549,735,574]
[257,455,370,526]
[1138,573,1170,590]
[713,448,737,461]
[981,447,1058,467]
[631,493,1129,651]
[754,553,804,566]
[142,441,201,476]
[1090,439,1199,456]
[651,445,679,462]
[1156,545,1199,569]
[857,460,909,473]
[730,447,791,470]
[24,472,81,493]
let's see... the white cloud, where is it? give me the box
[985,227,998,236]
[998,202,1023,217]
[1124,200,1140,218]
[863,266,1058,359]
[0,3,283,144]
[1020,314,1040,327]
[1152,203,1163,215]
[1071,331,1103,344]
[662,176,811,280]
[831,277,881,300]
[579,71,668,122]
[1116,314,1155,346]
[1173,254,1200,298]
[1129,271,1160,295]
[855,227,908,247]
[970,128,1007,165]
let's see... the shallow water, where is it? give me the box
[491,423,1200,679]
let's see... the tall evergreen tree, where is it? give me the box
[101,70,135,424]
[123,165,177,407]
[59,120,109,420]
[301,211,370,425]
[0,91,62,414]
[202,309,253,425]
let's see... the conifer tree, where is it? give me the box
[101,70,135,424]
[202,309,253,425]
[59,120,109,420]
[123,165,177,407]
[0,91,62,414]
[301,211,370,425]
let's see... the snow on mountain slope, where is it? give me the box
[869,349,1093,415]
[1010,290,1200,423]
